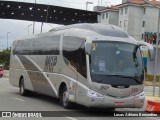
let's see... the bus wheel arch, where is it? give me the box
[59,82,72,109]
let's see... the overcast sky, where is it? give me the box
[0,0,122,50]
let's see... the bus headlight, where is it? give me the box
[135,92,145,99]
[87,89,104,98]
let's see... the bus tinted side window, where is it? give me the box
[63,36,86,78]
[32,38,44,55]
[32,36,60,55]
[21,40,32,55]
[13,40,23,55]
[44,36,60,55]
[13,35,60,55]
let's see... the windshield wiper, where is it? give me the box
[106,75,142,84]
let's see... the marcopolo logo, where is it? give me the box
[44,56,57,72]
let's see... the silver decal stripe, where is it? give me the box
[18,55,57,97]
[18,55,39,71]
[15,55,25,69]
[26,56,58,96]
[18,55,88,97]
[49,72,88,90]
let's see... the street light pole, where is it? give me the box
[86,2,93,10]
[33,0,36,35]
[7,32,10,49]
[28,24,32,36]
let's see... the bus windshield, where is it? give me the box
[89,41,144,86]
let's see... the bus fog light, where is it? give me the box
[87,89,104,98]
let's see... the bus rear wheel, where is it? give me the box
[60,86,72,109]
[19,78,27,96]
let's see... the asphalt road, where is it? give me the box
[0,77,159,120]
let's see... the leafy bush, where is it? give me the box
[0,49,11,70]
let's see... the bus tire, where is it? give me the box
[19,78,27,96]
[60,86,72,109]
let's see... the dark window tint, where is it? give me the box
[44,36,60,55]
[21,39,32,54]
[13,40,23,55]
[142,21,145,27]
[63,36,86,78]
[102,14,104,19]
[90,42,144,85]
[106,12,108,18]
[32,36,60,55]
[141,34,144,39]
[13,35,60,55]
[121,9,123,15]
[32,37,44,55]
[125,7,127,14]
[144,8,146,14]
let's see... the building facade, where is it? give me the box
[97,6,119,26]
[98,0,160,41]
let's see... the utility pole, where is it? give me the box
[28,24,32,36]
[33,0,36,35]
[7,32,10,49]
[86,2,93,10]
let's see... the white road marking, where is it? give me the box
[13,97,25,102]
[66,117,78,120]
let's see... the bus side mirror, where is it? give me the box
[85,43,91,55]
[137,41,155,61]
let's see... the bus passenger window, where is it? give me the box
[63,36,87,78]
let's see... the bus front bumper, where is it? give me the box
[84,89,145,108]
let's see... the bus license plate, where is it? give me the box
[115,102,124,106]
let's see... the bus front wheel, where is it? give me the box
[19,78,27,96]
[60,86,72,109]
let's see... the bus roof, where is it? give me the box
[50,23,129,38]
[14,23,132,43]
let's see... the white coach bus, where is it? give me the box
[9,23,154,109]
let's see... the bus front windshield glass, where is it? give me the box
[90,41,144,86]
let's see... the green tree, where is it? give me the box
[0,49,11,70]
